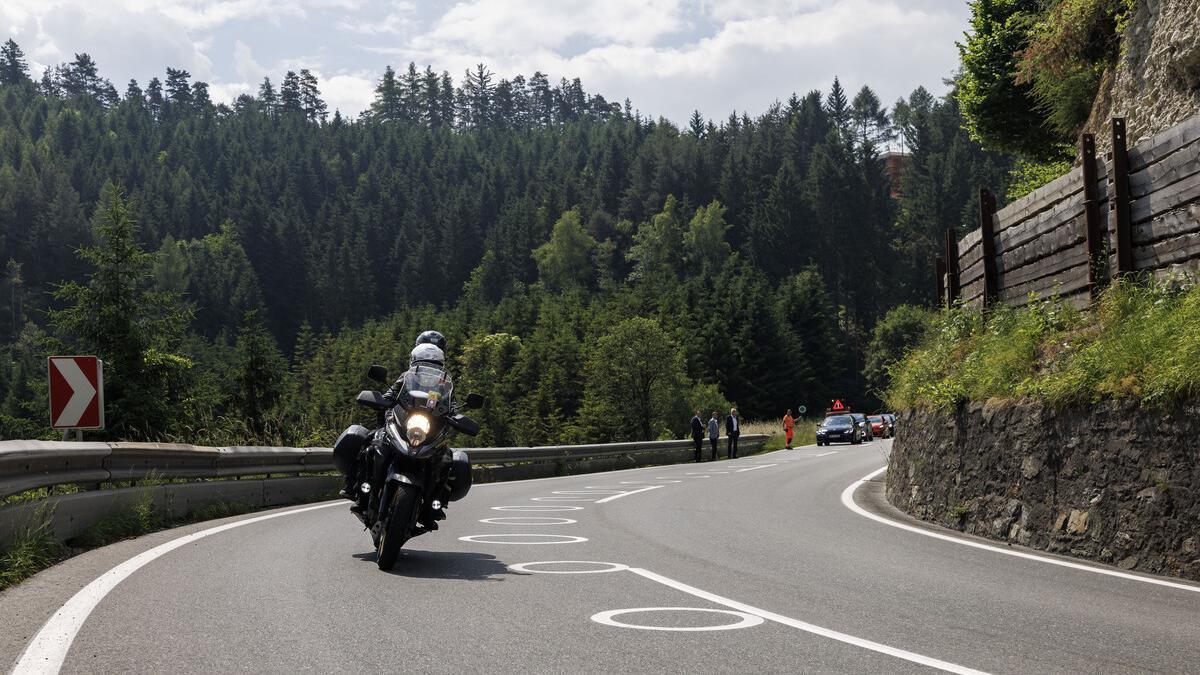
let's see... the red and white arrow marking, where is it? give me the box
[51,358,97,428]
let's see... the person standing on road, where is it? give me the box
[783,409,795,449]
[707,411,720,461]
[691,410,705,462]
[725,407,740,458]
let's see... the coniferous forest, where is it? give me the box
[0,38,1011,445]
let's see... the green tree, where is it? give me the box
[532,208,596,291]
[231,310,289,433]
[576,317,689,442]
[455,332,522,446]
[48,185,193,438]
[683,200,731,269]
[863,305,934,395]
[956,0,1064,158]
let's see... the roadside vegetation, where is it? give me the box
[885,278,1200,409]
[0,491,305,592]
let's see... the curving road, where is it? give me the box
[4,440,1200,674]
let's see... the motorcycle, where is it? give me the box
[332,364,484,570]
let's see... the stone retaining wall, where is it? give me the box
[886,399,1200,580]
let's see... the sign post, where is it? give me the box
[48,356,105,438]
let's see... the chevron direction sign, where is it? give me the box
[48,356,105,430]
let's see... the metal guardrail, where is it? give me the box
[0,435,768,500]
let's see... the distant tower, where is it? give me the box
[880,151,909,199]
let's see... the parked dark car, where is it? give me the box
[883,413,897,436]
[868,414,892,439]
[850,413,873,442]
[816,414,858,446]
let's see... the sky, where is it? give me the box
[1,0,973,123]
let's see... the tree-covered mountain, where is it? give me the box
[0,39,1010,443]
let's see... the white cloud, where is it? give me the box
[336,0,415,35]
[318,71,376,115]
[418,0,685,53]
[233,40,266,82]
[1,0,971,121]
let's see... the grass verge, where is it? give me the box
[886,277,1200,409]
[0,488,335,592]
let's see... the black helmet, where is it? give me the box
[415,330,447,352]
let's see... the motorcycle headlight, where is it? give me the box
[406,412,431,445]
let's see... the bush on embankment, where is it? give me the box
[885,278,1200,409]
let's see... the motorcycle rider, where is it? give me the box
[341,331,461,527]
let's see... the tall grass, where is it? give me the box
[886,278,1200,409]
[0,505,68,592]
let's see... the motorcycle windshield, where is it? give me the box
[398,365,454,410]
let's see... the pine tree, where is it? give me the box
[0,39,30,85]
[280,71,302,114]
[164,68,192,105]
[231,310,288,433]
[48,184,193,438]
[258,77,278,116]
[371,66,402,122]
[299,69,327,122]
[826,77,850,132]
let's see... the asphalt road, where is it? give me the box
[5,440,1200,674]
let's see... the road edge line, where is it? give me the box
[841,466,1200,594]
[11,502,342,675]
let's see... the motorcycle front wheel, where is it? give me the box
[377,483,418,570]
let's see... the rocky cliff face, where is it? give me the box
[886,399,1200,580]
[1087,0,1200,150]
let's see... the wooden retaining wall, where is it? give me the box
[941,115,1200,309]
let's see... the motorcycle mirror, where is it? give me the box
[367,364,388,384]
[465,392,485,409]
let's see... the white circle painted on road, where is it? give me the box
[530,497,596,502]
[590,607,764,632]
[509,560,629,574]
[492,505,583,512]
[479,517,578,525]
[459,534,588,545]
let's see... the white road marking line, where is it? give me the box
[593,485,665,503]
[813,451,837,458]
[552,490,622,495]
[508,560,629,574]
[478,517,578,525]
[492,505,584,512]
[458,534,588,545]
[628,567,988,675]
[686,471,728,474]
[13,501,343,675]
[842,467,1200,595]
[733,464,776,472]
[591,607,764,632]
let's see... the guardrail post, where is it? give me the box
[979,189,998,308]
[1107,118,1133,276]
[935,256,946,307]
[1080,133,1106,299]
[944,228,960,306]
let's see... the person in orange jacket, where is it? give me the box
[783,409,795,449]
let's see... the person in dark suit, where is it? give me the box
[690,410,705,462]
[725,407,740,458]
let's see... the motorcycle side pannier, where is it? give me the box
[447,449,472,501]
[333,425,371,474]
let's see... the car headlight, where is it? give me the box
[406,412,431,445]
